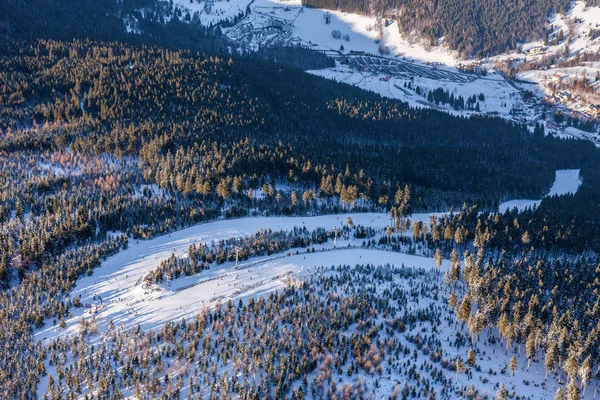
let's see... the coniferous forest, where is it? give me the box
[2,0,600,399]
[301,0,571,57]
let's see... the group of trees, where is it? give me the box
[302,0,571,58]
[439,248,600,399]
[40,263,503,399]
[1,35,600,397]
[409,167,600,255]
[5,39,594,214]
[425,88,482,111]
[1,0,600,394]
[144,225,351,283]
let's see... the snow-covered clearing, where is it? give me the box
[33,168,596,398]
[170,0,250,25]
[498,169,581,213]
[35,169,581,345]
[308,65,523,120]
[35,213,392,340]
[38,239,593,399]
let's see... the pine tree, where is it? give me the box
[290,191,298,206]
[456,295,471,326]
[578,355,591,396]
[448,291,458,309]
[522,230,531,245]
[567,380,580,400]
[386,227,392,245]
[449,249,461,286]
[509,356,517,378]
[563,346,580,384]
[455,357,466,383]
[525,331,536,369]
[545,340,559,378]
[433,248,443,276]
[496,384,508,400]
[467,349,476,366]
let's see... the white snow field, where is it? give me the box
[498,169,582,213]
[221,0,456,64]
[35,213,394,341]
[171,0,251,26]
[308,65,522,119]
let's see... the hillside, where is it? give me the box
[301,0,571,58]
[3,1,600,399]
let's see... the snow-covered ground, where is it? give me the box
[223,0,456,64]
[498,169,581,213]
[35,169,580,345]
[513,1,600,60]
[171,0,250,25]
[308,65,523,119]
[34,213,392,341]
[33,168,595,398]
[36,217,596,398]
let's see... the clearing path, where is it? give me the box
[34,213,405,341]
[499,169,581,213]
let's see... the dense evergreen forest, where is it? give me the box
[3,39,597,211]
[302,0,571,57]
[0,37,599,397]
[3,0,600,397]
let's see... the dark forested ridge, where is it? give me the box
[2,39,595,213]
[0,0,334,71]
[302,0,571,58]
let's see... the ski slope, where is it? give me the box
[35,170,582,343]
[35,213,393,341]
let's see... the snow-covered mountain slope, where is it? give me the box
[224,0,457,64]
[171,0,250,25]
[36,170,581,342]
[138,0,600,143]
[34,167,591,399]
